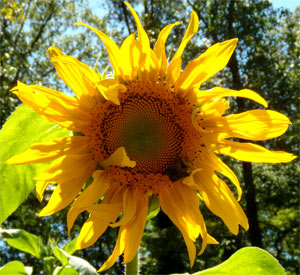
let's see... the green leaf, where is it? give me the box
[63,237,78,255]
[0,104,69,224]
[53,247,69,266]
[177,247,285,275]
[57,248,98,275]
[53,266,78,275]
[147,195,160,220]
[0,261,30,275]
[0,228,41,259]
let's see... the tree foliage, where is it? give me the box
[0,0,108,125]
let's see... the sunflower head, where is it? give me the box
[6,1,296,272]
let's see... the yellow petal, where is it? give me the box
[173,183,209,243]
[124,2,150,52]
[188,149,242,200]
[76,203,122,249]
[100,147,136,168]
[124,3,160,80]
[165,57,181,85]
[166,11,198,83]
[215,140,297,163]
[95,79,127,105]
[119,33,144,80]
[48,47,101,107]
[160,182,210,265]
[98,226,126,272]
[171,11,198,62]
[102,182,126,205]
[153,22,180,78]
[181,229,196,266]
[72,170,110,208]
[202,109,292,140]
[176,39,238,94]
[110,188,138,227]
[160,186,198,266]
[38,181,83,217]
[123,193,148,263]
[35,154,96,182]
[160,184,197,240]
[190,87,268,108]
[11,81,91,131]
[207,151,242,200]
[200,98,230,117]
[193,170,248,234]
[67,170,110,235]
[142,49,159,81]
[75,22,123,79]
[35,181,51,202]
[6,136,89,165]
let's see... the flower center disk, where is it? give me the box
[102,81,185,174]
[87,80,201,182]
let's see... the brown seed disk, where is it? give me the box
[85,80,202,191]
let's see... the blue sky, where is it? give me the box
[271,0,299,11]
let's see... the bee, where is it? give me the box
[165,159,190,182]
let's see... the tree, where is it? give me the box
[0,0,109,126]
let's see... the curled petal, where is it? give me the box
[200,98,230,117]
[100,147,136,168]
[76,22,123,79]
[189,87,268,108]
[96,81,127,105]
[190,150,242,201]
[35,181,51,202]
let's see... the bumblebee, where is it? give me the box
[165,159,190,182]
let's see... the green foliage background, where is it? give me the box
[0,0,299,274]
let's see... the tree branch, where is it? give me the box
[122,1,133,34]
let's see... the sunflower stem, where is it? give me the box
[125,252,139,275]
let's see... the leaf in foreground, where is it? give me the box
[172,247,285,275]
[0,260,32,275]
[58,248,98,275]
[0,228,41,259]
[0,104,69,224]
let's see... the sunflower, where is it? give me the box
[6,2,295,272]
